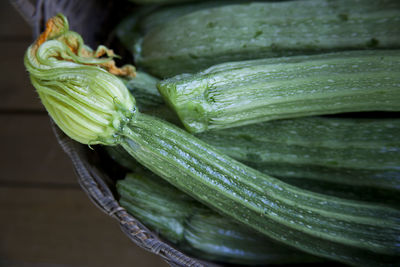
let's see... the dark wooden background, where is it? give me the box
[0,1,168,266]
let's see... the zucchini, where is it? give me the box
[107,119,400,206]
[120,113,400,266]
[120,73,400,203]
[117,172,320,265]
[197,117,400,190]
[116,0,247,54]
[135,0,400,77]
[280,178,400,207]
[184,213,319,265]
[105,145,141,172]
[118,173,197,244]
[128,0,199,5]
[119,75,400,198]
[121,71,163,111]
[25,15,400,266]
[122,71,180,125]
[158,50,400,133]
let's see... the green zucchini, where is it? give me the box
[118,173,197,244]
[128,0,199,5]
[25,15,400,266]
[121,71,163,111]
[116,0,247,54]
[121,71,400,203]
[183,213,319,265]
[105,145,141,172]
[197,117,400,189]
[122,71,180,125]
[117,173,320,265]
[279,178,400,207]
[107,119,400,206]
[120,113,400,266]
[198,117,400,205]
[119,75,400,197]
[135,0,400,77]
[158,50,400,133]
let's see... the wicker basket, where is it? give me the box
[10,0,212,266]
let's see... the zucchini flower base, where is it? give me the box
[24,14,136,145]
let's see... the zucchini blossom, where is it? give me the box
[24,14,136,145]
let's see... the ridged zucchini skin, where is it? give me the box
[109,115,400,205]
[122,72,163,111]
[117,173,319,265]
[128,0,199,5]
[105,145,140,171]
[158,50,400,133]
[280,178,400,207]
[197,117,400,190]
[122,72,181,125]
[116,1,235,51]
[119,112,400,266]
[119,73,400,203]
[183,213,320,265]
[118,174,196,244]
[118,75,400,204]
[136,0,400,77]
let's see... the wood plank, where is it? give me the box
[0,1,33,38]
[0,259,78,267]
[0,186,169,267]
[0,41,44,111]
[0,114,78,185]
[0,0,41,112]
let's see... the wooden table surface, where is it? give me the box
[0,2,169,266]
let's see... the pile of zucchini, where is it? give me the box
[123,73,400,207]
[115,0,400,265]
[113,160,322,265]
[24,0,400,265]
